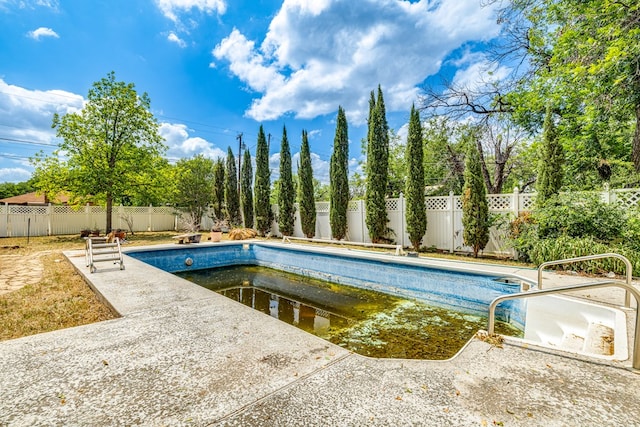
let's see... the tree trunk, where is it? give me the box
[106,192,113,233]
[633,104,640,172]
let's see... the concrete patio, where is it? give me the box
[1,243,639,426]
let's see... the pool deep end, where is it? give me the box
[127,242,527,328]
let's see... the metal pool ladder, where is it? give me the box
[85,236,125,273]
[487,253,640,371]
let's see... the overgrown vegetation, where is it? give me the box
[509,194,640,274]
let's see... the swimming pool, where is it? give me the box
[127,241,529,328]
[126,241,629,361]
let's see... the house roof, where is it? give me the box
[0,191,71,205]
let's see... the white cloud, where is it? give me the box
[167,31,187,48]
[0,0,58,11]
[27,27,59,40]
[159,122,226,160]
[0,79,83,144]
[155,0,226,22]
[451,57,511,91]
[213,0,501,124]
[0,167,32,183]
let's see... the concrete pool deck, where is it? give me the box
[1,242,639,426]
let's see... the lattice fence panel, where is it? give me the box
[51,206,78,214]
[454,197,463,210]
[425,197,449,210]
[347,201,360,212]
[520,194,535,211]
[315,202,330,213]
[385,198,400,211]
[9,205,47,215]
[613,189,640,209]
[487,195,512,211]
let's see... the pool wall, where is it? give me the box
[127,242,527,327]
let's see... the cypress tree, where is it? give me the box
[241,148,254,228]
[405,104,427,251]
[462,144,489,258]
[298,129,316,238]
[536,104,564,207]
[330,106,349,240]
[365,86,390,243]
[224,147,241,226]
[278,126,295,236]
[254,125,271,236]
[212,158,225,221]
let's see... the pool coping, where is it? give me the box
[1,240,639,425]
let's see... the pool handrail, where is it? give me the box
[282,235,405,256]
[537,253,633,308]
[487,280,640,371]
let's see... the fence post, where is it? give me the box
[399,193,406,247]
[360,199,366,243]
[603,182,611,204]
[47,203,52,236]
[449,191,455,253]
[513,186,520,217]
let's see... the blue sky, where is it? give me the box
[0,0,503,184]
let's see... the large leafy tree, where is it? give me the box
[241,149,254,228]
[298,130,316,238]
[536,104,563,206]
[424,1,640,186]
[32,72,165,232]
[365,86,389,243]
[405,105,427,251]
[225,147,241,226]
[462,144,490,258]
[254,125,271,236]
[173,155,214,231]
[330,106,349,240]
[212,158,225,221]
[278,126,295,236]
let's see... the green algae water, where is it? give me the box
[178,265,521,360]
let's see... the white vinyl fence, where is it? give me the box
[0,205,176,238]
[3,188,640,256]
[269,187,640,256]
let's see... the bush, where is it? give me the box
[535,193,625,242]
[507,194,640,274]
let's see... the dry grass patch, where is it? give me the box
[0,252,117,341]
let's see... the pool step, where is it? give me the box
[559,322,614,356]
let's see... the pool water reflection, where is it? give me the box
[178,265,521,360]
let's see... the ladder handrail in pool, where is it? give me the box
[487,280,640,371]
[537,253,633,307]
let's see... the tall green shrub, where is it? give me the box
[224,147,241,226]
[462,144,489,257]
[365,86,389,243]
[278,126,295,236]
[254,125,271,236]
[405,105,427,251]
[212,158,225,221]
[536,104,563,207]
[330,106,349,240]
[298,129,316,238]
[241,148,254,228]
